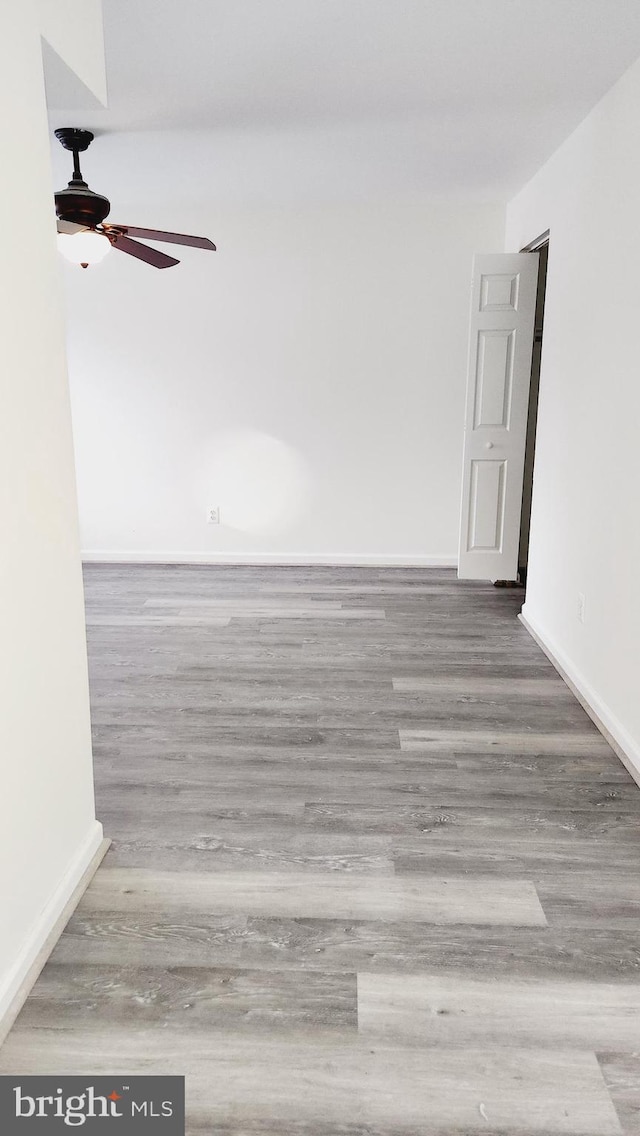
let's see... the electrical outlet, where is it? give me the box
[207,506,220,525]
[577,593,586,623]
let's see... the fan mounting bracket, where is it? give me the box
[55,128,94,153]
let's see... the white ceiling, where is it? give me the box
[46,0,640,201]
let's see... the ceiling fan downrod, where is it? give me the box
[54,127,111,229]
[55,127,93,184]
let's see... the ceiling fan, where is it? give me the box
[54,128,216,269]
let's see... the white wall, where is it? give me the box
[61,166,503,563]
[0,1,104,1030]
[507,54,640,770]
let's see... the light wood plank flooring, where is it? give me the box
[3,565,640,1135]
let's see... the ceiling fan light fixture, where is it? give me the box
[54,127,217,269]
[57,229,112,268]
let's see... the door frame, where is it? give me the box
[517,229,550,585]
[521,229,550,252]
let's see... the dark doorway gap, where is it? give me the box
[518,239,549,588]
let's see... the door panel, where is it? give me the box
[468,459,506,552]
[473,330,515,428]
[458,253,539,581]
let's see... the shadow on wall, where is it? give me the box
[198,429,310,534]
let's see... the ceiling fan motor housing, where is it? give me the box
[55,184,111,227]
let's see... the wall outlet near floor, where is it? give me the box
[207,506,221,525]
[577,592,586,623]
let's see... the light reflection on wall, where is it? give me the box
[200,430,310,534]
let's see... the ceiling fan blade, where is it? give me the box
[110,233,180,269]
[57,219,89,235]
[106,224,216,251]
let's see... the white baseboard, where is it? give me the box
[81,551,458,567]
[0,822,109,1048]
[519,606,640,787]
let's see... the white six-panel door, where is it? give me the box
[458,253,539,581]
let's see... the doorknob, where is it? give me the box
[485,441,494,449]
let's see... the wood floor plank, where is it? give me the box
[536,872,640,928]
[86,615,232,626]
[259,584,492,595]
[93,770,640,811]
[0,1030,622,1134]
[104,835,396,874]
[53,911,640,982]
[77,868,548,925]
[303,801,640,841]
[143,600,387,620]
[393,675,575,700]
[392,838,640,877]
[400,728,613,755]
[599,1054,640,1136]
[357,972,640,1048]
[145,598,347,610]
[16,963,357,1035]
